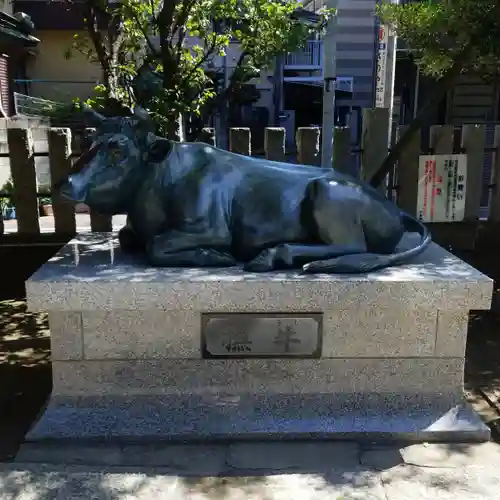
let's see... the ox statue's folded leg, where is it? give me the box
[118,218,144,254]
[244,243,367,272]
[146,230,236,267]
[148,247,236,267]
[302,253,394,273]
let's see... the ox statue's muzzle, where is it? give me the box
[54,143,101,204]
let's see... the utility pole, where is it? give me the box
[385,8,398,143]
[374,0,398,194]
[320,0,338,168]
[217,53,230,150]
[375,0,399,141]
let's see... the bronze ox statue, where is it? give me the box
[57,107,431,273]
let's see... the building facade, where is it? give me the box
[13,0,102,104]
[273,0,377,146]
[0,0,39,116]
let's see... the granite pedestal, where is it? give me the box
[25,233,493,443]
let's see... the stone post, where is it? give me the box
[360,108,390,189]
[230,128,251,156]
[48,128,76,234]
[461,124,486,221]
[199,127,216,147]
[7,127,39,234]
[296,127,320,165]
[264,127,286,162]
[333,126,351,173]
[395,125,422,216]
[489,126,500,222]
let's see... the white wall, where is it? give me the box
[27,30,102,103]
[0,0,13,16]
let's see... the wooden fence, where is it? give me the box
[1,108,500,250]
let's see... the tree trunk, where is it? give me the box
[160,61,182,140]
[164,114,182,141]
[104,70,118,100]
[368,52,470,188]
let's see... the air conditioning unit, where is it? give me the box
[336,77,354,94]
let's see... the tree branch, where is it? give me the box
[173,0,197,31]
[175,27,187,64]
[125,4,159,57]
[108,12,125,61]
[83,2,110,74]
[202,50,249,116]
[183,33,219,81]
[158,0,180,86]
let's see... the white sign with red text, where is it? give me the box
[375,25,389,107]
[416,155,467,223]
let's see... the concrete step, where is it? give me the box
[16,441,359,470]
[25,394,489,443]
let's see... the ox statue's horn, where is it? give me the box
[81,104,105,125]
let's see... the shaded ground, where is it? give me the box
[0,300,51,460]
[465,312,500,438]
[1,242,500,463]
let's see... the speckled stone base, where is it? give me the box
[26,394,489,443]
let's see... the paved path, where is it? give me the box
[4,441,500,499]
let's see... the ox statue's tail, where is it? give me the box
[302,213,431,274]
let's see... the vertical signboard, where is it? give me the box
[375,25,389,108]
[417,155,467,222]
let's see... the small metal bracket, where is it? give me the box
[324,76,336,92]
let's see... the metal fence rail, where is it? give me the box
[13,92,65,118]
[285,40,323,68]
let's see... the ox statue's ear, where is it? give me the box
[133,105,150,122]
[81,104,105,127]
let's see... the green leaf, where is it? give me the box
[377,0,500,78]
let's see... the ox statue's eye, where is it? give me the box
[107,140,124,164]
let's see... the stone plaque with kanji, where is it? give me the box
[201,314,322,358]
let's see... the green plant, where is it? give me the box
[0,178,14,212]
[38,186,52,207]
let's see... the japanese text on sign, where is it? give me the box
[375,25,389,107]
[222,330,253,353]
[416,155,467,223]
